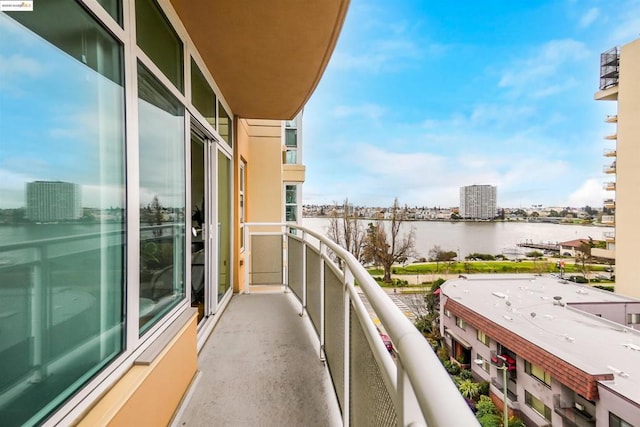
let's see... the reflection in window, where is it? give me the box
[138,62,185,334]
[97,0,122,24]
[285,185,298,223]
[0,4,125,425]
[218,101,233,146]
[136,0,183,91]
[191,58,216,127]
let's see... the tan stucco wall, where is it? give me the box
[234,119,284,292]
[283,164,306,183]
[613,39,640,298]
[78,313,198,426]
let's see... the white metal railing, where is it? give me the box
[601,215,615,224]
[243,223,478,427]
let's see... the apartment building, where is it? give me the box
[460,184,497,219]
[0,1,347,425]
[440,275,640,427]
[594,39,640,298]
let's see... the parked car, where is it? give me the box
[380,333,393,353]
[567,275,588,284]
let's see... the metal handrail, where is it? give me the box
[244,222,478,426]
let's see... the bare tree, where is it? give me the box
[327,199,365,262]
[362,198,416,282]
[428,245,457,273]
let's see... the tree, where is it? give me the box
[576,237,595,281]
[327,198,365,262]
[429,246,457,272]
[362,198,416,282]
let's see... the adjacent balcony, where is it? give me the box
[599,47,619,91]
[603,148,616,157]
[603,162,616,174]
[605,114,618,123]
[553,395,595,427]
[182,223,478,426]
[603,182,616,191]
[604,198,615,209]
[604,132,618,140]
[604,231,616,242]
[601,215,615,225]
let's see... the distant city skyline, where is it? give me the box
[302,0,638,208]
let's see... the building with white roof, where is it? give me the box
[440,274,640,427]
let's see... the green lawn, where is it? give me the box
[367,260,612,276]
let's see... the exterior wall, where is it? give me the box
[283,164,306,182]
[234,119,251,293]
[78,312,198,426]
[245,120,284,223]
[596,386,640,426]
[459,185,497,219]
[568,301,640,326]
[611,39,640,299]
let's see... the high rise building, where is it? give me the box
[594,39,640,298]
[26,181,82,222]
[459,184,497,219]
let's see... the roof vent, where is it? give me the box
[623,343,640,351]
[493,292,508,299]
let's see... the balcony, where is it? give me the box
[603,162,616,174]
[604,198,615,209]
[599,47,619,91]
[604,132,618,140]
[601,215,615,225]
[177,223,478,426]
[603,182,616,191]
[603,148,617,157]
[605,115,618,123]
[553,395,595,427]
[604,231,615,242]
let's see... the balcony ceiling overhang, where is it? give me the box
[170,0,349,120]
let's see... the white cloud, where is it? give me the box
[498,39,589,97]
[579,7,600,28]
[333,103,386,121]
[567,178,608,207]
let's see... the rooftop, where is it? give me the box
[442,275,640,405]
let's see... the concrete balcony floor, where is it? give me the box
[173,290,341,426]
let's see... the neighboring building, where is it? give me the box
[0,1,347,425]
[460,184,497,219]
[440,275,640,427]
[25,181,82,222]
[593,40,640,297]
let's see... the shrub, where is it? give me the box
[437,345,449,362]
[593,285,615,292]
[458,369,473,381]
[445,361,461,375]
[478,381,490,396]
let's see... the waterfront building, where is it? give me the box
[594,39,640,298]
[440,275,640,427]
[460,184,497,219]
[25,181,82,222]
[0,2,349,425]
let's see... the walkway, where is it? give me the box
[173,292,341,427]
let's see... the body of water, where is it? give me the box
[302,217,613,259]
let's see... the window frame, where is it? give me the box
[525,390,552,422]
[525,360,552,387]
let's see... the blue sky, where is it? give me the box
[303,0,640,208]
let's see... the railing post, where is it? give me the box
[397,355,424,427]
[319,241,326,362]
[343,266,354,426]
[300,231,307,316]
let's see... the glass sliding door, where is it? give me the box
[217,151,231,301]
[190,131,209,324]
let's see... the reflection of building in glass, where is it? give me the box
[460,184,497,219]
[26,181,82,221]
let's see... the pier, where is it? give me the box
[516,241,560,252]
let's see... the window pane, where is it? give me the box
[286,185,297,204]
[138,63,185,334]
[97,0,122,24]
[0,5,125,425]
[218,102,233,146]
[285,128,297,147]
[218,152,231,300]
[191,58,216,127]
[286,205,298,222]
[285,150,297,164]
[136,0,183,91]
